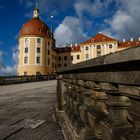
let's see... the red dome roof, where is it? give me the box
[19,18,51,38]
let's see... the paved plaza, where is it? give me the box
[0,80,64,140]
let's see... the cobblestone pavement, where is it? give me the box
[0,80,64,140]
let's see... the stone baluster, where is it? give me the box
[119,85,140,140]
[100,83,132,140]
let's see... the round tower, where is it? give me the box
[18,6,55,76]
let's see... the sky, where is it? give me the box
[0,0,140,75]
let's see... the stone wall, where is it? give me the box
[56,46,140,140]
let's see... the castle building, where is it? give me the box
[17,7,140,76]
[18,6,56,76]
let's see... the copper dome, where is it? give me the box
[19,18,51,38]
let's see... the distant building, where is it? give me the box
[17,7,140,76]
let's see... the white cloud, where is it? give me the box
[105,0,140,40]
[75,0,113,18]
[54,16,89,46]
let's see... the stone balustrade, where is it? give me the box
[0,75,56,85]
[56,46,140,140]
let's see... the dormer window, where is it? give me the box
[102,37,105,41]
[92,39,94,42]
[26,27,30,33]
[127,42,131,47]
[37,28,41,33]
[136,42,139,46]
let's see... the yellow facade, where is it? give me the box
[18,36,53,75]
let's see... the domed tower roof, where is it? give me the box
[19,6,51,38]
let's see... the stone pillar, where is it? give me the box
[57,75,64,111]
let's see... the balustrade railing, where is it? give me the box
[56,46,140,140]
[0,75,56,85]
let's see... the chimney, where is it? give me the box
[123,38,125,42]
[75,43,78,47]
[131,37,133,42]
[138,37,140,41]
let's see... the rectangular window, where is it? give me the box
[48,58,50,65]
[64,63,67,67]
[48,41,50,46]
[97,51,101,57]
[36,57,40,64]
[25,47,28,53]
[85,54,89,59]
[71,55,73,61]
[109,44,113,48]
[24,71,27,76]
[77,55,80,60]
[37,48,40,53]
[64,56,67,60]
[48,50,50,55]
[24,57,28,64]
[58,56,61,61]
[52,62,54,68]
[25,38,29,45]
[58,64,61,67]
[37,38,41,44]
[97,45,101,49]
[86,46,89,50]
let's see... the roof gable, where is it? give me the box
[81,33,118,44]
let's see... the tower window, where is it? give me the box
[25,47,28,53]
[24,57,28,64]
[25,38,29,45]
[37,48,40,53]
[36,57,40,64]
[37,38,41,44]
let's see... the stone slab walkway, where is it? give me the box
[0,80,64,140]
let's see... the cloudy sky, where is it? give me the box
[0,0,140,75]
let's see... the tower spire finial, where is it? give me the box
[33,1,39,18]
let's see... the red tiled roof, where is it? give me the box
[71,45,81,52]
[118,41,140,48]
[81,33,118,44]
[19,18,51,38]
[55,45,81,53]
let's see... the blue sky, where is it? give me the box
[0,0,140,75]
